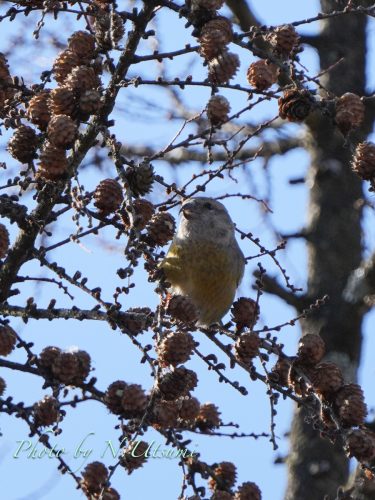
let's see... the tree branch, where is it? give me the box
[260,274,307,311]
[226,0,261,31]
[343,251,375,307]
[120,136,302,165]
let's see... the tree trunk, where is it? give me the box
[285,2,372,499]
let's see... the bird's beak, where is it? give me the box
[180,202,195,219]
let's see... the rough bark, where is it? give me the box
[285,2,372,499]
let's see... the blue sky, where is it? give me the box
[1,1,375,499]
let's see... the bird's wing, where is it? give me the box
[233,242,245,287]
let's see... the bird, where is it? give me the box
[160,197,245,327]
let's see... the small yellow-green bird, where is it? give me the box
[161,197,245,327]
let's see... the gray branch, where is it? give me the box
[120,136,302,164]
[343,251,375,306]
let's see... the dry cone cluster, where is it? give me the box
[93,178,124,215]
[267,24,300,57]
[126,161,155,197]
[352,141,375,180]
[121,199,155,230]
[270,333,373,461]
[206,95,231,125]
[80,461,109,496]
[163,293,200,323]
[231,297,259,329]
[0,52,15,113]
[156,330,196,366]
[144,211,176,247]
[191,0,240,84]
[247,60,278,91]
[0,325,17,356]
[6,30,103,181]
[39,346,91,385]
[278,88,316,122]
[335,92,365,135]
[33,396,60,427]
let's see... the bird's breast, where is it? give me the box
[161,240,239,325]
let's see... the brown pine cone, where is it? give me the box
[345,427,375,462]
[288,365,316,397]
[67,31,96,60]
[102,488,120,500]
[235,482,262,500]
[271,358,290,387]
[0,325,17,356]
[211,492,233,500]
[163,294,200,324]
[0,53,11,81]
[121,199,155,231]
[37,142,68,181]
[123,306,154,334]
[71,350,91,384]
[156,366,198,400]
[335,93,365,135]
[296,334,325,365]
[278,89,316,122]
[94,13,125,53]
[52,50,82,84]
[206,95,231,125]
[247,60,278,91]
[105,380,128,414]
[39,346,62,368]
[312,361,344,399]
[178,396,200,423]
[209,461,237,490]
[7,125,38,164]
[195,403,221,430]
[268,24,300,57]
[0,53,15,100]
[93,178,123,215]
[66,65,99,93]
[152,399,180,429]
[156,330,196,367]
[126,161,154,197]
[199,17,233,60]
[335,383,367,428]
[231,298,259,329]
[0,376,6,397]
[0,223,10,259]
[234,332,261,364]
[353,141,375,180]
[51,352,78,383]
[33,395,60,427]
[208,51,240,84]
[81,461,108,495]
[145,212,176,247]
[27,90,52,129]
[47,114,77,149]
[121,383,148,418]
[79,89,103,115]
[191,0,225,10]
[48,86,76,117]
[0,89,6,113]
[121,440,149,473]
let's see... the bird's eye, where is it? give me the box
[204,202,214,210]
